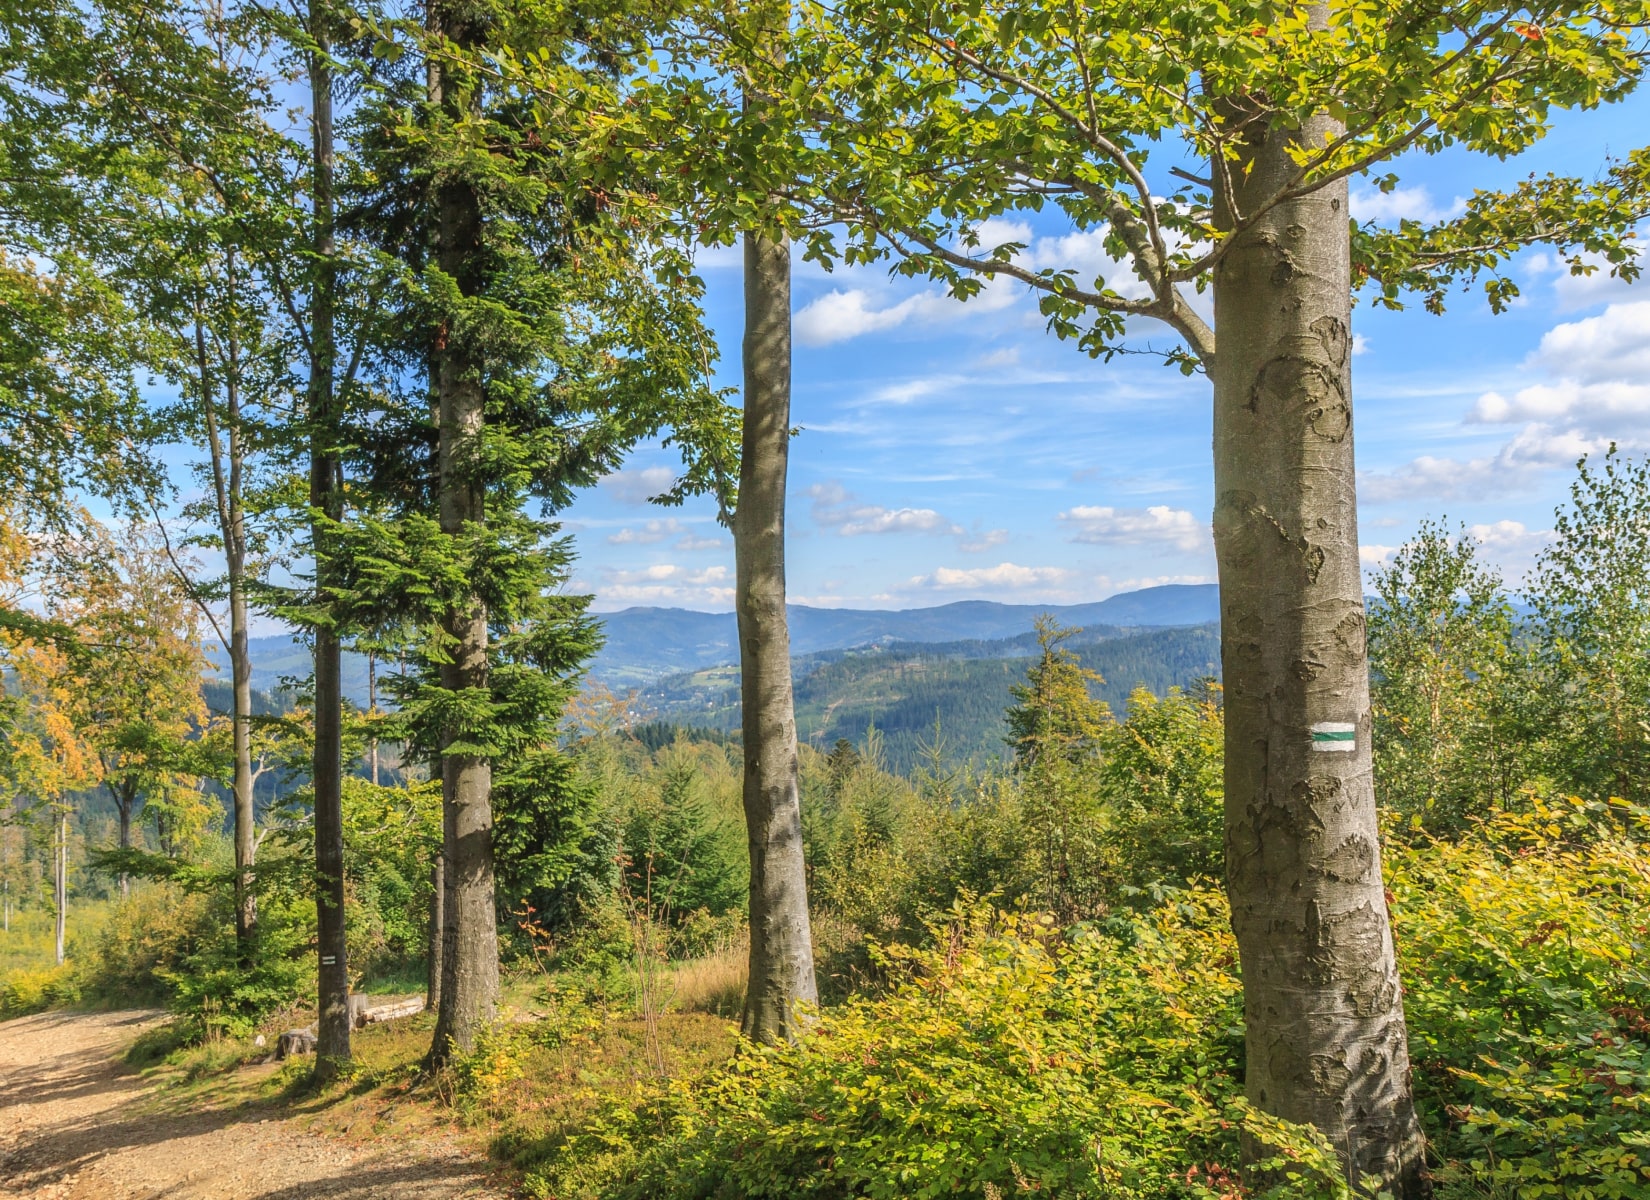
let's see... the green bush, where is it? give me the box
[1393,797,1650,1199]
[529,899,1346,1200]
[0,960,81,1016]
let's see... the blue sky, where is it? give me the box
[561,92,1650,614]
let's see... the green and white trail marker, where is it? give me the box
[1311,722,1357,752]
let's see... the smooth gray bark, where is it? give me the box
[308,2,351,1080]
[735,229,818,1044]
[1210,110,1426,1196]
[190,250,258,953]
[426,0,499,1065]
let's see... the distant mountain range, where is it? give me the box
[212,583,1223,722]
[637,620,1223,771]
[588,584,1221,686]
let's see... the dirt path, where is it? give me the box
[0,1010,505,1200]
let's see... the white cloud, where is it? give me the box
[793,218,1138,347]
[1468,519,1550,554]
[974,347,1021,369]
[1372,301,1650,505]
[809,482,963,537]
[965,217,1034,249]
[898,562,1078,595]
[1530,299,1650,386]
[675,533,725,552]
[596,563,734,607]
[1349,186,1464,224]
[1360,424,1606,503]
[607,518,687,545]
[874,378,949,405]
[604,563,729,586]
[1352,334,1370,356]
[957,528,1011,553]
[1360,544,1399,568]
[794,279,1021,347]
[1102,573,1216,592]
[1058,504,1206,551]
[600,465,676,505]
[1527,250,1644,311]
[794,290,923,346]
[1027,228,1152,300]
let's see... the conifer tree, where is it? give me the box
[338,0,731,1064]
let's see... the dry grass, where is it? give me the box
[667,940,747,1019]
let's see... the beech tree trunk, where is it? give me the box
[1210,109,1427,1195]
[308,2,351,1081]
[735,228,818,1044]
[426,0,499,1066]
[192,245,258,954]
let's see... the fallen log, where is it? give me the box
[352,995,426,1028]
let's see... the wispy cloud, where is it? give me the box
[599,466,676,505]
[607,518,687,545]
[809,481,961,537]
[595,563,734,607]
[1365,300,1650,504]
[896,561,1079,596]
[1058,504,1206,551]
[1349,186,1465,224]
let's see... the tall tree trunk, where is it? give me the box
[192,250,259,953]
[112,781,132,899]
[426,0,499,1066]
[308,0,351,1081]
[368,651,379,786]
[229,547,256,945]
[53,808,66,965]
[426,855,443,1011]
[1210,106,1427,1196]
[735,228,817,1044]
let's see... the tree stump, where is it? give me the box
[275,1028,317,1059]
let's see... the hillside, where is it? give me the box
[220,584,1222,700]
[638,622,1223,771]
[587,583,1220,686]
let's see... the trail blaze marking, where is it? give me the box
[1311,722,1356,752]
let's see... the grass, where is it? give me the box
[667,939,746,1019]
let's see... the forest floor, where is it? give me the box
[0,1009,508,1200]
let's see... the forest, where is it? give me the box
[1,0,1649,1198]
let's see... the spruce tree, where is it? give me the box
[338,0,731,1064]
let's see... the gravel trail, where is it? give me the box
[0,1010,504,1200]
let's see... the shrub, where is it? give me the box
[1393,797,1650,1199]
[529,900,1347,1200]
[0,961,81,1016]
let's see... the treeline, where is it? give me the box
[640,624,1224,772]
